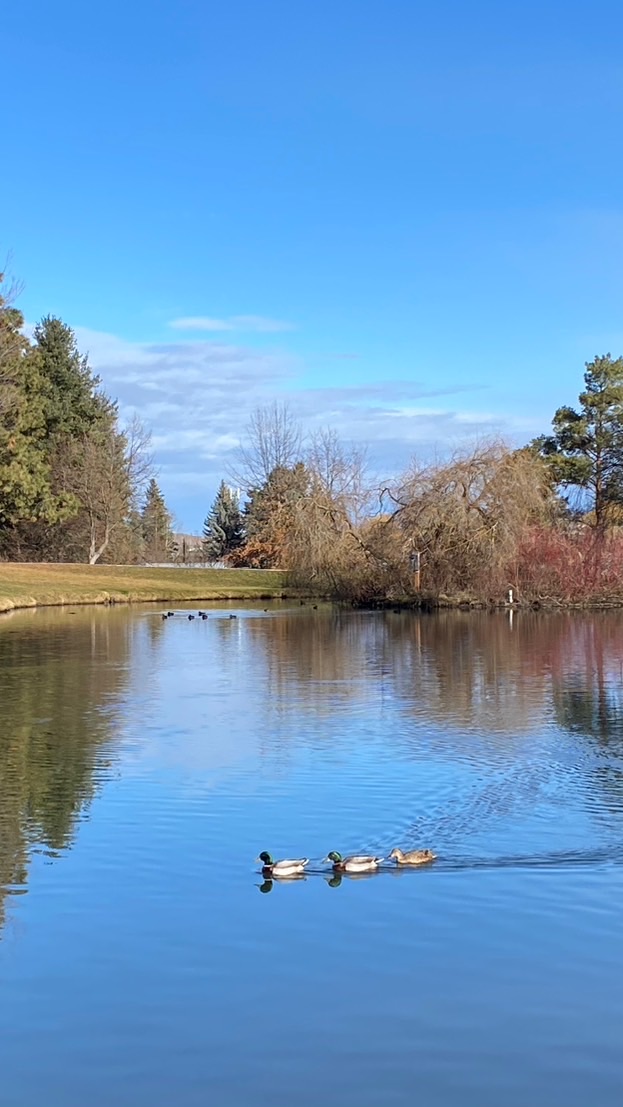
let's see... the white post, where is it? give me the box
[508,587,513,605]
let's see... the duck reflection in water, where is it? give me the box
[256,875,307,894]
[324,869,384,888]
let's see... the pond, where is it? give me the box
[0,603,622,1106]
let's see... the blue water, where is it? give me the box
[0,604,622,1106]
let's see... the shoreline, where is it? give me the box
[2,564,622,616]
[0,564,296,615]
[355,596,623,611]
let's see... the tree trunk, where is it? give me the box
[89,520,110,565]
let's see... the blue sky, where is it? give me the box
[5,0,623,530]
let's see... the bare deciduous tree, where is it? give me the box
[61,416,154,564]
[124,413,154,509]
[285,438,555,601]
[281,429,377,592]
[385,439,554,596]
[306,427,369,522]
[232,401,303,490]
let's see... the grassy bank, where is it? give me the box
[0,563,292,613]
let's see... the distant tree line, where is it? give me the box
[0,271,173,563]
[5,262,623,600]
[206,358,623,603]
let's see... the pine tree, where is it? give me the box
[13,315,119,559]
[32,315,113,439]
[0,280,70,537]
[241,463,309,566]
[203,481,244,559]
[141,479,173,562]
[538,354,623,528]
[0,275,154,562]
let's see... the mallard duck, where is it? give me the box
[389,847,437,866]
[256,851,309,877]
[325,851,385,873]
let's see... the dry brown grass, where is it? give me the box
[0,563,291,613]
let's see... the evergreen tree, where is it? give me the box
[0,274,154,562]
[241,462,309,565]
[32,315,112,439]
[537,354,623,528]
[203,481,244,559]
[141,479,173,561]
[0,279,70,537]
[13,315,119,559]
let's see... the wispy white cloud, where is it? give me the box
[73,325,540,527]
[168,314,294,333]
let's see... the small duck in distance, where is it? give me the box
[389,847,437,866]
[256,852,309,878]
[325,851,385,873]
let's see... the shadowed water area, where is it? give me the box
[0,603,622,1106]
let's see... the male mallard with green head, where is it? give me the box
[325,851,385,873]
[389,847,437,866]
[256,851,309,877]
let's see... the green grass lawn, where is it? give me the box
[0,563,292,612]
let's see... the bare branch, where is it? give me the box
[230,401,303,490]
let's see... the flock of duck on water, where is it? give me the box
[160,603,321,622]
[257,848,437,878]
[161,610,239,621]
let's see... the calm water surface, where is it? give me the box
[0,603,622,1106]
